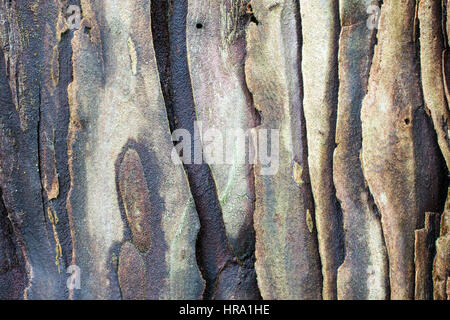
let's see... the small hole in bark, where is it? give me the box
[196,23,203,29]
[250,15,259,25]
[404,118,410,125]
[84,26,91,35]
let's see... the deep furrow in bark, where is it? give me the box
[41,1,80,285]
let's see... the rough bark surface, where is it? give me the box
[414,212,440,300]
[419,0,449,168]
[433,187,449,300]
[300,0,344,300]
[0,0,448,300]
[335,0,388,300]
[245,0,322,300]
[361,0,446,300]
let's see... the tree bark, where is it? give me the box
[0,0,448,300]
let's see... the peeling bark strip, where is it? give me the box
[300,0,344,300]
[361,0,445,300]
[433,188,450,300]
[414,212,440,300]
[419,0,450,169]
[245,0,322,299]
[335,0,388,300]
[67,0,203,299]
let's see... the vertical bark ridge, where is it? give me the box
[152,0,258,300]
[300,0,344,300]
[414,212,440,300]
[418,0,450,169]
[245,0,323,299]
[335,0,389,300]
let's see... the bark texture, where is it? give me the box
[433,187,450,300]
[361,0,445,300]
[300,0,344,300]
[335,0,388,300]
[245,0,322,300]
[0,0,448,300]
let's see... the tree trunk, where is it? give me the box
[0,0,448,300]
